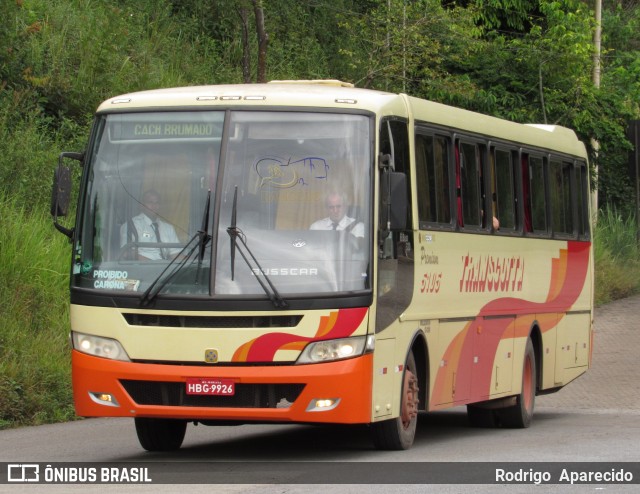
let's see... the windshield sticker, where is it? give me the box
[92,270,140,291]
[73,260,93,275]
[255,156,329,189]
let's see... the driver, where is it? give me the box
[120,189,181,260]
[310,191,364,238]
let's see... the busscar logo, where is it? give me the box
[8,464,39,482]
[204,349,219,363]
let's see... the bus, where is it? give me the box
[51,80,593,451]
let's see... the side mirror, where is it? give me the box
[50,165,71,217]
[380,171,407,231]
[51,151,83,238]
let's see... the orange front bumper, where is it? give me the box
[72,350,373,424]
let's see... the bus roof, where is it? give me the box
[403,94,588,159]
[97,82,398,114]
[97,81,587,159]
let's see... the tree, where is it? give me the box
[238,6,252,82]
[439,0,639,209]
[336,0,478,94]
[233,0,269,83]
[253,0,269,83]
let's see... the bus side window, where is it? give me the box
[521,155,533,233]
[493,148,516,230]
[549,159,574,237]
[529,155,547,233]
[575,163,590,239]
[458,141,483,229]
[455,142,463,227]
[415,132,451,226]
[434,136,452,225]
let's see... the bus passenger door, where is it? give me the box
[376,118,413,332]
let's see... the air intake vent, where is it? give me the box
[122,314,302,328]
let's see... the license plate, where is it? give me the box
[186,378,235,396]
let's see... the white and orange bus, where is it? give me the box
[51,81,593,451]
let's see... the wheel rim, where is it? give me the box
[401,369,419,429]
[522,354,533,412]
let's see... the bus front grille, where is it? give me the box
[120,380,305,408]
[122,314,303,328]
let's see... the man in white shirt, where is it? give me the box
[310,191,364,238]
[120,189,182,260]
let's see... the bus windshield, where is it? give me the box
[73,110,372,301]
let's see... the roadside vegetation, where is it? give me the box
[0,195,74,429]
[593,210,640,305]
[1,0,639,428]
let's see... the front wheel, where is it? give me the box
[496,337,537,428]
[134,418,187,452]
[371,351,420,450]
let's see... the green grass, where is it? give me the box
[0,195,75,429]
[0,197,638,428]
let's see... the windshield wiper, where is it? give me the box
[226,186,288,309]
[140,191,212,306]
[197,189,212,274]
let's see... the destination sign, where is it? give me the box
[110,121,222,140]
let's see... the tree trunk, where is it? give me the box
[252,0,269,83]
[238,7,251,83]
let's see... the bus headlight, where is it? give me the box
[72,332,131,362]
[296,335,374,364]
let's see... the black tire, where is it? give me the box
[371,351,419,450]
[496,337,536,428]
[134,418,187,452]
[467,404,498,428]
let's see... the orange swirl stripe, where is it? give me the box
[431,241,591,406]
[232,307,368,362]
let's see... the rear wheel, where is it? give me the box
[371,351,420,450]
[496,337,536,428]
[134,418,187,451]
